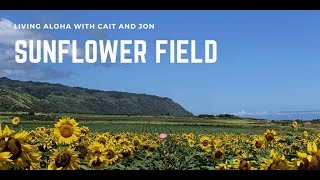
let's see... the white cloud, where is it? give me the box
[234,110,269,116]
[0,18,72,80]
[0,18,52,46]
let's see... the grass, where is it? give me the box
[1,112,319,134]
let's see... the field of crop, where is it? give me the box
[1,114,320,170]
[0,112,319,134]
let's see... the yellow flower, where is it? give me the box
[80,126,90,136]
[252,136,265,150]
[54,117,80,145]
[0,125,41,170]
[0,125,14,138]
[292,141,320,170]
[199,136,211,150]
[182,133,195,140]
[12,117,20,126]
[86,141,107,170]
[36,127,46,134]
[104,144,119,165]
[303,131,309,138]
[260,149,294,170]
[132,136,142,149]
[211,149,224,161]
[47,147,80,170]
[233,159,257,170]
[292,121,298,128]
[212,139,222,148]
[119,146,133,159]
[264,129,277,142]
[95,134,108,145]
[188,139,195,147]
[307,141,318,155]
[215,160,231,170]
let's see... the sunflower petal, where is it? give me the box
[312,142,318,154]
[307,155,312,162]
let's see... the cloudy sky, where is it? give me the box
[1,10,320,120]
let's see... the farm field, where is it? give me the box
[0,112,319,134]
[1,113,320,170]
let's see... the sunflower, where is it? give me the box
[119,146,133,159]
[182,133,195,140]
[294,142,320,170]
[232,153,257,170]
[105,144,119,165]
[264,129,277,142]
[303,131,309,138]
[233,159,257,170]
[188,139,195,147]
[211,149,224,161]
[47,147,80,170]
[118,138,132,147]
[132,136,142,149]
[86,141,107,170]
[36,127,46,134]
[212,139,222,148]
[199,136,212,150]
[12,117,20,126]
[54,117,80,145]
[292,121,298,128]
[0,125,41,170]
[252,136,265,150]
[95,134,108,145]
[260,149,294,170]
[215,160,231,170]
[80,126,90,136]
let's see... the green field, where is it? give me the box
[0,112,319,134]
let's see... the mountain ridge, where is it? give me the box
[0,77,193,116]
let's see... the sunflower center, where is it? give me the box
[121,149,131,158]
[59,124,74,138]
[292,145,300,151]
[92,159,103,167]
[308,156,320,169]
[202,140,209,146]
[143,145,149,150]
[283,147,290,154]
[106,150,115,159]
[239,161,251,170]
[214,150,224,159]
[45,130,51,135]
[98,138,106,144]
[255,141,262,148]
[55,153,71,168]
[298,156,320,170]
[0,137,22,160]
[265,133,274,141]
[189,141,195,145]
[133,140,140,146]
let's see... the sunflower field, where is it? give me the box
[0,117,320,170]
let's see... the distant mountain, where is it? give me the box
[0,77,193,116]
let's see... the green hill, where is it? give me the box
[0,77,193,116]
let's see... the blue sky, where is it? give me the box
[0,10,320,119]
